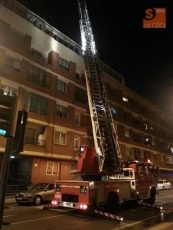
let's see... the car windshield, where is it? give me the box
[30,183,48,190]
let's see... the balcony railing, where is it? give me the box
[25,137,46,147]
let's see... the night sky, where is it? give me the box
[16,0,173,113]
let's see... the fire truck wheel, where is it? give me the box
[106,192,119,213]
[149,187,156,205]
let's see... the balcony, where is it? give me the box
[24,137,46,147]
[24,122,46,149]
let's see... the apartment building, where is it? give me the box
[0,0,173,186]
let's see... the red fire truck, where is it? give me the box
[51,146,159,213]
[48,0,159,214]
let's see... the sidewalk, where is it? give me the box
[5,196,15,204]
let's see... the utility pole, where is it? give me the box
[0,91,17,228]
[0,137,13,228]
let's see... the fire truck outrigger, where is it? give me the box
[45,0,159,217]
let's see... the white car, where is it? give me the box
[157,180,171,190]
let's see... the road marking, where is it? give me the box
[147,222,173,230]
[3,215,16,218]
[112,221,141,230]
[11,215,62,225]
[37,206,71,212]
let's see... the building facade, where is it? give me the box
[0,0,173,186]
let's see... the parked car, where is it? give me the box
[15,182,54,205]
[157,180,171,190]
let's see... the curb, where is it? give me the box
[5,196,16,204]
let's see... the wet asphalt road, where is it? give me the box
[1,189,173,230]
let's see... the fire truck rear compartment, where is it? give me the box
[62,194,78,203]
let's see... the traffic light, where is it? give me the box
[12,110,28,153]
[0,90,18,137]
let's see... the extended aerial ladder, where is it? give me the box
[44,0,161,217]
[78,0,121,174]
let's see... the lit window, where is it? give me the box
[125,128,130,138]
[0,129,6,136]
[1,84,17,96]
[46,162,59,175]
[54,131,67,145]
[165,157,173,164]
[144,137,150,145]
[57,79,68,93]
[143,122,148,130]
[150,126,154,131]
[59,58,69,70]
[151,138,155,146]
[122,96,128,102]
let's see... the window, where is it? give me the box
[75,87,87,103]
[0,129,6,136]
[165,156,173,164]
[138,165,144,175]
[59,58,69,70]
[48,184,54,190]
[130,99,141,112]
[74,136,80,149]
[1,84,17,96]
[75,113,81,126]
[56,105,67,117]
[24,92,48,116]
[25,128,35,144]
[57,80,68,93]
[70,161,77,175]
[153,154,158,162]
[144,166,149,175]
[126,147,131,159]
[27,65,50,88]
[151,138,155,146]
[46,162,59,175]
[5,56,21,72]
[143,122,148,130]
[144,136,150,146]
[54,131,67,145]
[134,148,141,160]
[9,29,24,44]
[75,73,80,80]
[125,128,130,138]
